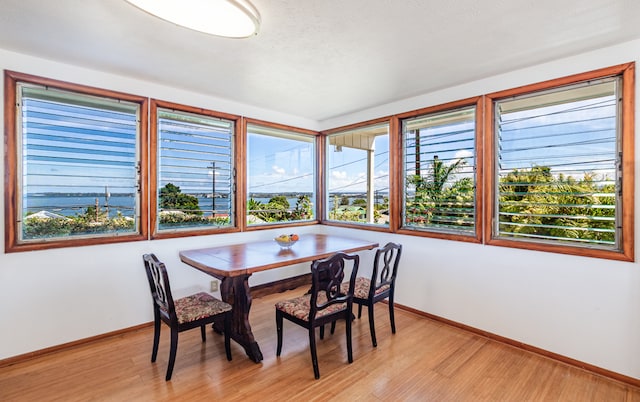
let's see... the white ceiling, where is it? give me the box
[1,0,639,122]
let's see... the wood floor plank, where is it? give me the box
[1,288,639,401]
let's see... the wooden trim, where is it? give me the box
[322,220,391,233]
[3,70,147,103]
[148,99,242,239]
[485,63,635,100]
[237,116,248,231]
[243,117,321,229]
[483,95,496,246]
[484,62,635,262]
[395,303,640,388]
[320,115,393,136]
[244,117,319,137]
[3,71,149,253]
[249,273,312,299]
[148,99,159,236]
[243,220,320,232]
[138,98,149,241]
[474,97,485,243]
[319,117,394,229]
[620,63,635,261]
[4,71,18,253]
[316,130,325,223]
[395,95,482,120]
[396,96,484,244]
[388,115,402,232]
[0,322,153,369]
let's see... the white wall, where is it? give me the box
[1,39,640,380]
[322,39,640,380]
[0,48,320,359]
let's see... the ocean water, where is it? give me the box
[26,194,138,218]
[25,193,384,218]
[25,194,308,218]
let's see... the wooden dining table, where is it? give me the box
[179,233,379,363]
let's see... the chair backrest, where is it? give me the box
[309,252,359,321]
[370,242,402,297]
[142,253,177,324]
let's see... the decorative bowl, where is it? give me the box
[275,238,297,249]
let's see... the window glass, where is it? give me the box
[402,106,477,234]
[246,123,315,225]
[156,108,235,231]
[494,79,620,248]
[326,122,390,226]
[17,83,140,241]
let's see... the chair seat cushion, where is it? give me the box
[341,277,390,299]
[275,292,346,321]
[174,292,232,324]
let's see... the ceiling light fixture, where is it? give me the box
[125,0,261,38]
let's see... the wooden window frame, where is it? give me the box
[4,71,149,252]
[243,118,320,232]
[396,97,484,244]
[321,116,396,233]
[484,63,635,261]
[149,99,242,239]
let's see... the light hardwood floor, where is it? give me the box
[1,288,639,401]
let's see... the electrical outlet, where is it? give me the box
[210,280,218,292]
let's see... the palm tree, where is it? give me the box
[407,155,472,228]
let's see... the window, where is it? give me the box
[400,100,481,241]
[325,121,390,226]
[151,101,238,236]
[486,63,634,260]
[246,121,316,226]
[5,71,147,252]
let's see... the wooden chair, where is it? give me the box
[275,252,359,379]
[142,253,232,381]
[334,242,402,347]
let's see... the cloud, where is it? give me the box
[272,165,285,175]
[455,149,473,159]
[332,171,348,180]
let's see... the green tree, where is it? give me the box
[406,156,473,228]
[159,183,202,215]
[498,166,615,243]
[291,195,313,220]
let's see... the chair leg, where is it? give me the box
[330,320,336,334]
[357,303,363,319]
[309,327,320,379]
[389,296,396,334]
[151,315,161,363]
[276,310,284,356]
[319,325,325,339]
[166,328,179,381]
[346,316,353,364]
[368,304,377,347]
[223,312,232,361]
[200,325,206,342]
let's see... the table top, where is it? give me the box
[179,233,379,278]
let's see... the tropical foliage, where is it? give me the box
[405,156,474,230]
[328,195,385,223]
[405,155,616,244]
[498,166,615,244]
[23,208,134,239]
[159,183,202,215]
[158,183,230,228]
[247,195,313,223]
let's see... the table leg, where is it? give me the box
[216,274,263,363]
